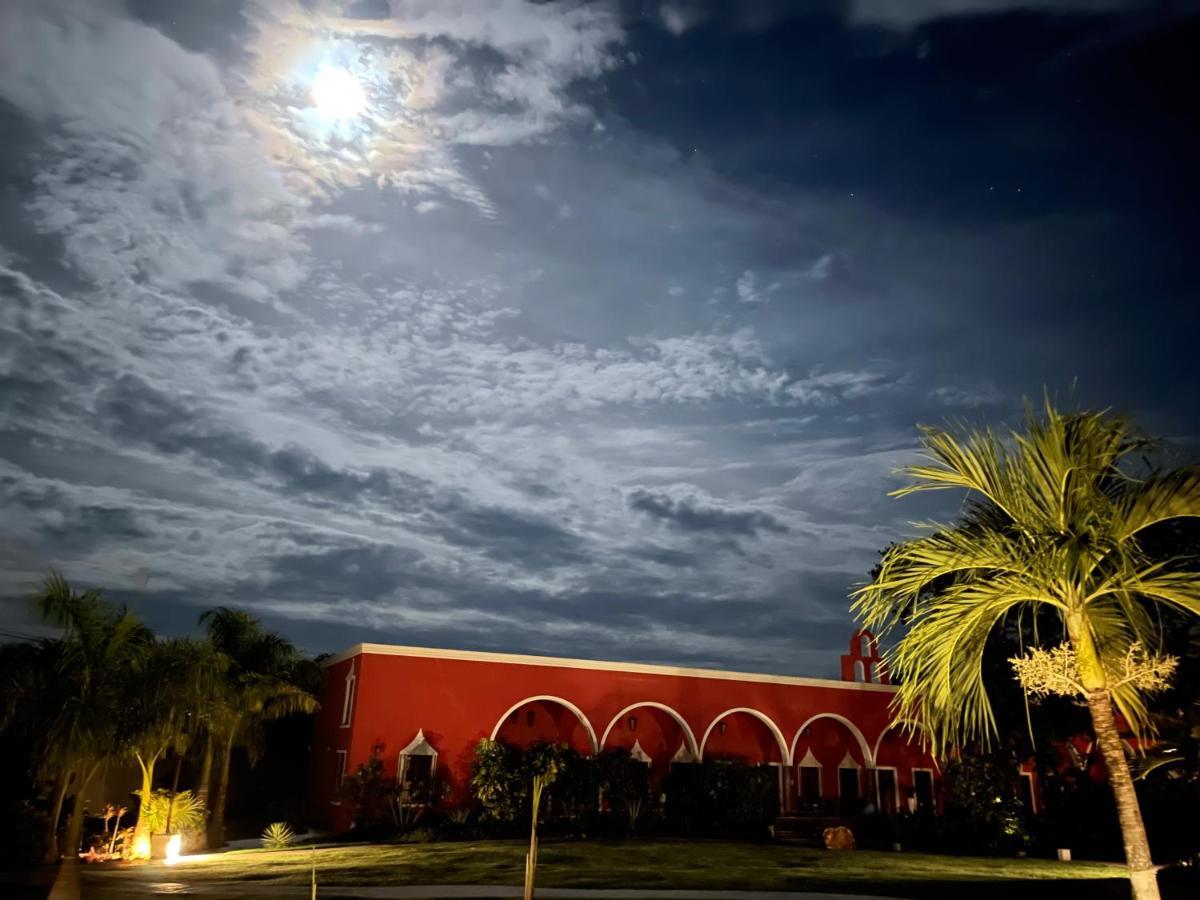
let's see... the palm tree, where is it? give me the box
[126,638,225,856]
[854,400,1200,900]
[199,607,318,848]
[33,573,151,890]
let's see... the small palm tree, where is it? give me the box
[854,400,1200,900]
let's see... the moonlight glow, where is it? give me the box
[311,67,366,120]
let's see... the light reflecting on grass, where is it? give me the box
[86,838,1124,894]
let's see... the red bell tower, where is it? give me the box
[840,629,889,684]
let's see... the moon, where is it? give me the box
[311,67,366,120]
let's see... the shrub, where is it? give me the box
[135,790,205,835]
[261,821,296,849]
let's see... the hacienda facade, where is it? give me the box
[308,630,946,829]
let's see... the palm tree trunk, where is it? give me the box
[195,736,214,811]
[1086,689,1159,900]
[44,768,73,863]
[49,762,99,900]
[130,753,158,857]
[207,732,235,849]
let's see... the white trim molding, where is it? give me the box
[339,660,357,729]
[875,764,900,811]
[488,694,599,753]
[790,713,874,768]
[397,728,438,786]
[629,739,652,765]
[599,701,699,757]
[699,707,791,766]
[671,739,698,765]
[321,643,897,694]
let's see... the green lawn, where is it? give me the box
[81,838,1138,899]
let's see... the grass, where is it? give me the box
[81,838,1138,899]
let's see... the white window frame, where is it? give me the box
[669,739,698,767]
[1019,770,1037,813]
[836,750,861,799]
[912,766,936,811]
[796,748,823,800]
[332,749,348,804]
[629,738,652,766]
[875,765,900,812]
[397,728,438,800]
[340,661,357,728]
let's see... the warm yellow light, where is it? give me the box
[311,67,366,120]
[163,834,182,866]
[132,833,152,860]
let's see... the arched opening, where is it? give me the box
[601,702,698,784]
[790,714,872,814]
[701,708,789,765]
[854,659,866,682]
[700,707,789,812]
[873,722,939,815]
[490,695,597,755]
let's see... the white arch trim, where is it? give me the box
[700,707,791,766]
[599,701,700,758]
[488,694,598,754]
[871,718,927,764]
[789,713,875,768]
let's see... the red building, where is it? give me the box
[308,630,940,829]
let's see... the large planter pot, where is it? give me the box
[150,833,182,861]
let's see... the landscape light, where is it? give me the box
[164,834,182,866]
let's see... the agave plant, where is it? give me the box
[261,821,296,850]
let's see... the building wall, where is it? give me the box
[306,633,939,829]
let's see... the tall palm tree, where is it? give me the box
[126,637,225,856]
[33,573,151,886]
[854,400,1200,900]
[199,607,317,848]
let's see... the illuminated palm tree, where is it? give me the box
[199,607,318,848]
[854,400,1200,900]
[127,638,225,856]
[33,573,151,888]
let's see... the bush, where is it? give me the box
[261,821,296,849]
[663,759,778,839]
[942,752,1030,855]
[134,789,206,835]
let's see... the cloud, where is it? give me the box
[628,488,790,537]
[0,0,311,301]
[849,0,1133,29]
[240,0,625,214]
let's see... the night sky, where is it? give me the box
[1,0,1198,676]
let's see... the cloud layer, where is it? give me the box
[1,0,1196,676]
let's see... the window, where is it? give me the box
[397,729,438,806]
[838,766,860,800]
[799,765,821,800]
[876,767,899,814]
[854,660,866,682]
[913,768,934,812]
[340,663,356,728]
[334,750,347,790]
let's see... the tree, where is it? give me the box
[199,607,318,848]
[854,399,1200,900]
[126,638,224,856]
[33,573,152,896]
[522,743,563,900]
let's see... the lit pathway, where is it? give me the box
[82,882,902,900]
